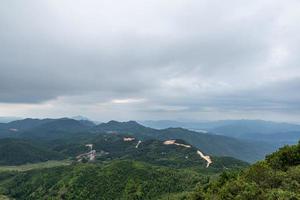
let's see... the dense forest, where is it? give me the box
[0,141,299,199]
[0,119,299,199]
[0,138,63,165]
[186,141,300,199]
[2,161,206,199]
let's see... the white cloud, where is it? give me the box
[111,98,146,104]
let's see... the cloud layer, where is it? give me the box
[1,0,300,122]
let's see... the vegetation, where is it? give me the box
[2,161,207,200]
[0,138,64,165]
[0,135,297,199]
[48,133,248,172]
[0,160,71,172]
[0,132,247,172]
[184,141,300,199]
[0,118,277,162]
[0,119,298,199]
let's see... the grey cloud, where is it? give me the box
[147,78,300,114]
[0,0,300,121]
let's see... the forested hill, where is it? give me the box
[0,119,298,199]
[0,141,298,199]
[0,118,276,162]
[186,141,300,199]
[0,134,248,171]
[1,161,205,199]
[0,138,63,165]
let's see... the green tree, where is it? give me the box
[123,179,144,200]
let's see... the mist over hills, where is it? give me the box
[141,119,300,133]
[141,120,300,146]
[0,117,22,123]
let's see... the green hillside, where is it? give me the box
[95,121,276,162]
[0,132,247,171]
[0,142,298,200]
[2,161,206,200]
[184,141,300,199]
[0,138,298,199]
[0,119,277,162]
[49,133,248,171]
[0,138,64,165]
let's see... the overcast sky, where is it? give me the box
[0,0,300,122]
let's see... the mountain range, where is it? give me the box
[0,118,299,199]
[0,118,280,162]
[141,120,300,146]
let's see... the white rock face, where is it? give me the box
[135,140,142,148]
[163,140,191,148]
[163,140,212,168]
[123,137,135,141]
[197,150,212,168]
[77,144,96,162]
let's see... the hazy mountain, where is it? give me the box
[141,120,300,146]
[71,115,90,121]
[94,121,276,162]
[0,118,93,139]
[0,118,278,162]
[141,120,300,133]
[210,120,300,135]
[0,117,22,123]
[140,120,233,130]
[3,118,54,130]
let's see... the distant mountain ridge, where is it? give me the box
[140,120,300,146]
[0,118,278,162]
[0,117,22,123]
[140,119,300,133]
[0,118,91,139]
